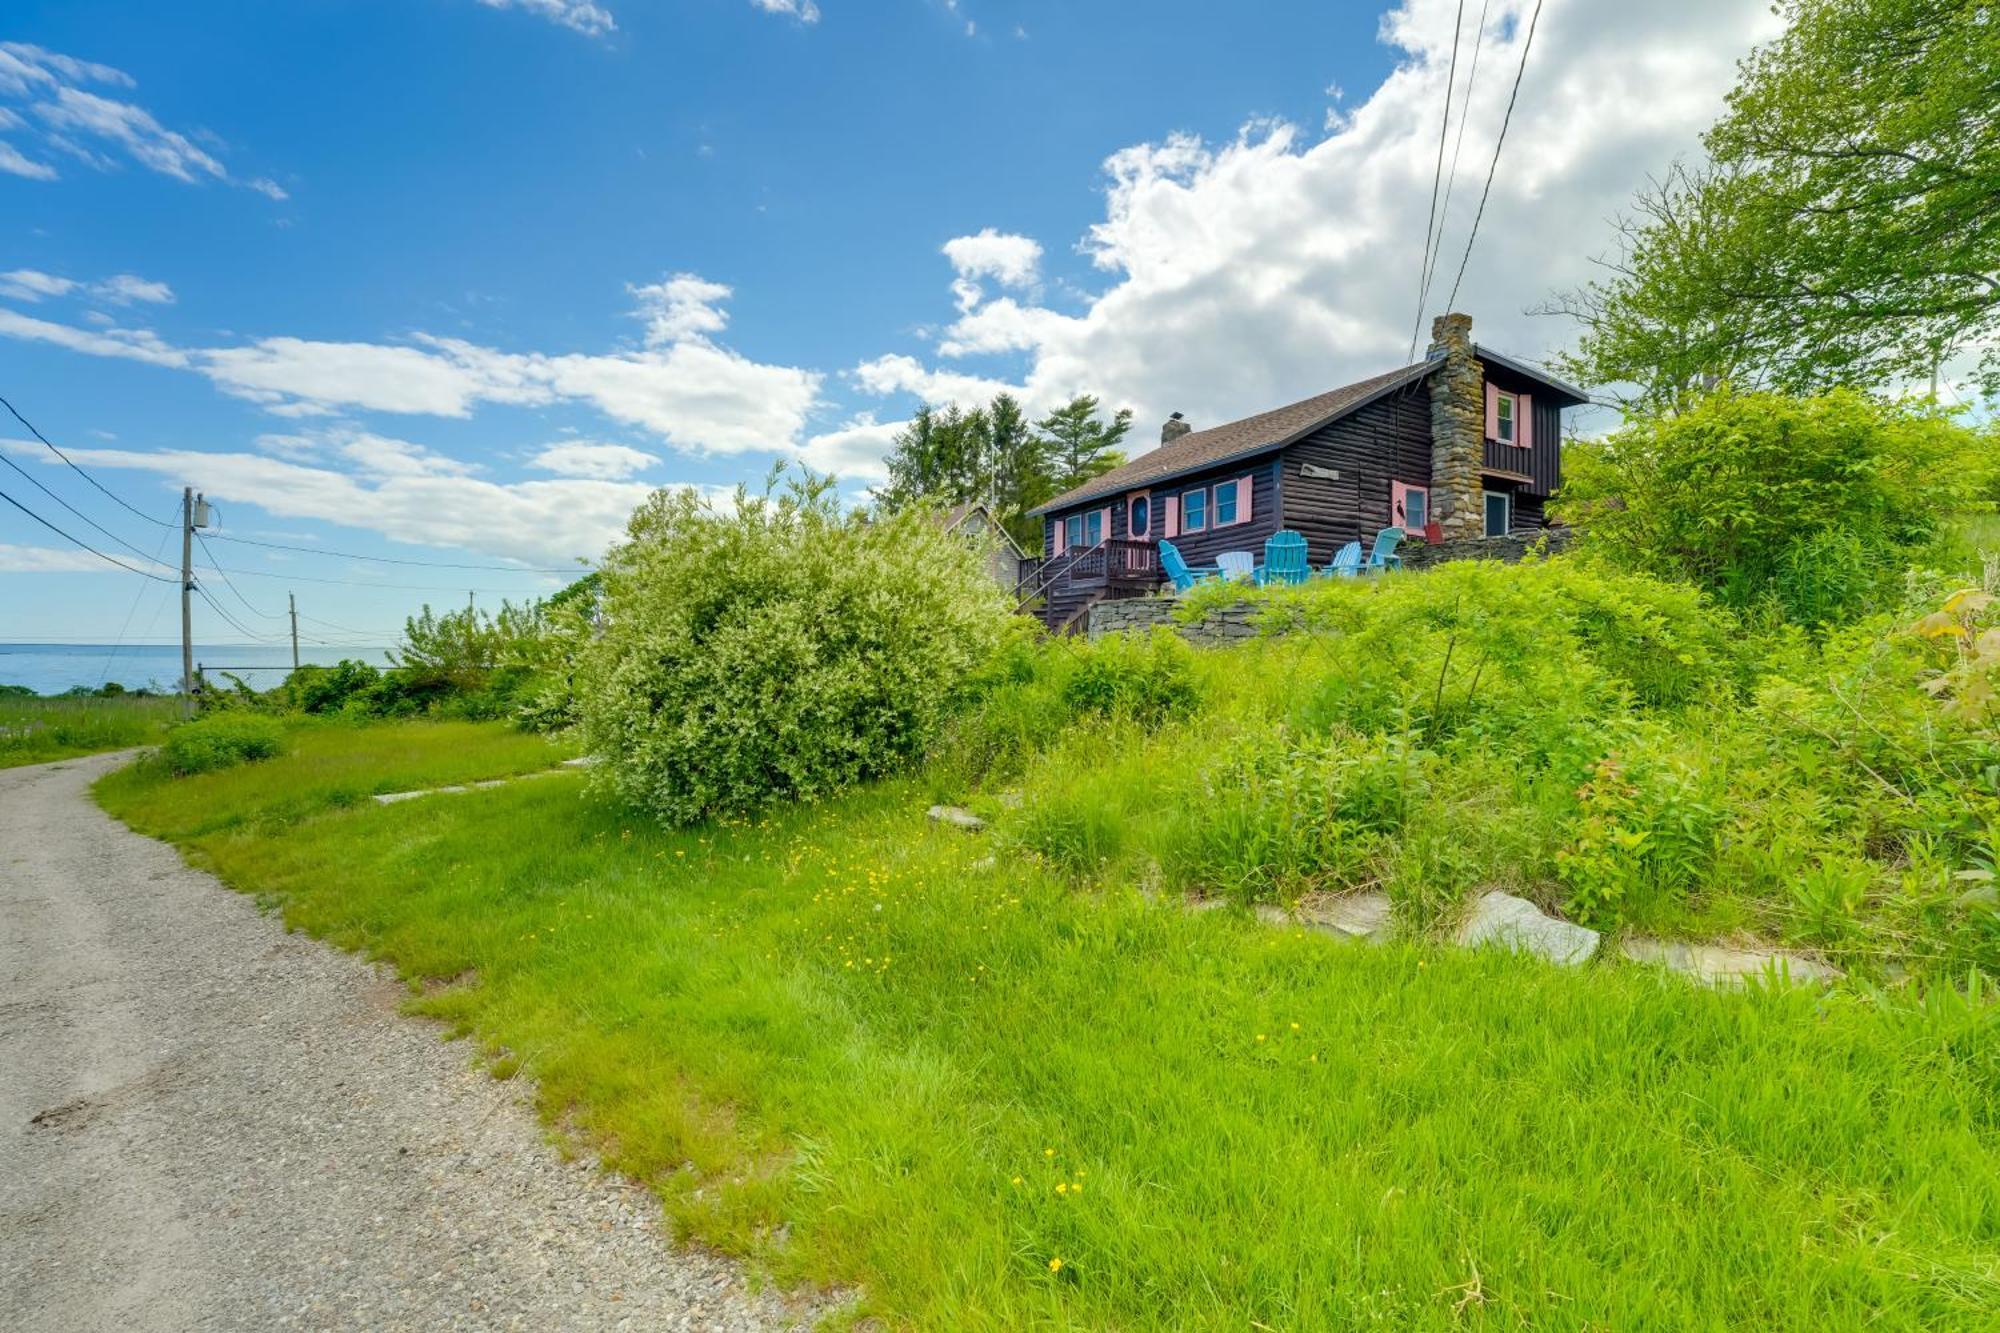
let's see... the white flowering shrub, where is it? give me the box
[576,474,1012,825]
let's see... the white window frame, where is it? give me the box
[1182,486,1208,533]
[1495,391,1517,445]
[1483,489,1511,538]
[1213,478,1241,527]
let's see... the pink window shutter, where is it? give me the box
[1485,380,1500,441]
[1238,475,1254,524]
[1098,507,1112,544]
[1052,518,1066,555]
[1162,495,1178,538]
[1516,393,1534,449]
[1391,480,1410,529]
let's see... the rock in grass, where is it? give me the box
[926,805,987,832]
[1294,891,1393,942]
[1621,937,1841,987]
[1456,891,1599,966]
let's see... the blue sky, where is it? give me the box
[1,0,1782,648]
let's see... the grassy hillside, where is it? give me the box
[98,712,2000,1330]
[0,692,179,768]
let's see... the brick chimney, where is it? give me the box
[1425,312,1483,541]
[1161,411,1191,446]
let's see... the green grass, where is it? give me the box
[98,723,2000,1330]
[0,693,179,768]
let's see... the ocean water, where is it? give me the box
[0,643,394,696]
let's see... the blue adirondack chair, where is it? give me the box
[1158,539,1221,592]
[1257,530,1310,586]
[1326,540,1363,578]
[1216,550,1257,583]
[1366,526,1405,572]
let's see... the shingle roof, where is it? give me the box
[1028,361,1432,516]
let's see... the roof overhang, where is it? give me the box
[1027,362,1434,517]
[1472,345,1590,406]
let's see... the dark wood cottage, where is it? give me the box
[1019,313,1586,632]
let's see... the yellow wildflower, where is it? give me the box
[1048,1258,1064,1273]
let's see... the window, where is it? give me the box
[1182,487,1208,532]
[1085,509,1104,546]
[1393,481,1428,533]
[1484,490,1511,538]
[1065,513,1084,550]
[1214,479,1240,526]
[1495,391,1517,445]
[1128,494,1150,539]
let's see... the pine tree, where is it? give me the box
[1037,395,1132,494]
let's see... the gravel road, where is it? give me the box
[0,751,813,1332]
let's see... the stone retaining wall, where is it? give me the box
[1084,527,1573,642]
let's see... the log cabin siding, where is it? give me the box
[1479,360,1561,497]
[1044,456,1282,568]
[1280,382,1435,566]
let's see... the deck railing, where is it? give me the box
[1065,538,1159,590]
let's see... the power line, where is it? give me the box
[1418,0,1492,317]
[1445,0,1546,313]
[0,483,179,583]
[1408,0,1467,362]
[193,529,286,620]
[97,507,180,689]
[0,447,175,570]
[0,393,173,528]
[192,582,288,646]
[5,390,585,574]
[205,530,584,575]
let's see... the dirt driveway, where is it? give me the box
[0,751,803,1332]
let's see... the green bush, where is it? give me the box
[575,473,1011,825]
[1556,389,1991,627]
[160,714,286,775]
[284,659,381,714]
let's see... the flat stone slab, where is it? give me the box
[1294,891,1393,941]
[1457,890,1599,966]
[926,805,987,832]
[560,755,598,768]
[1621,937,1842,987]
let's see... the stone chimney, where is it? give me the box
[1161,411,1191,446]
[1425,312,1483,541]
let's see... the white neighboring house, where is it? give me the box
[939,503,1030,594]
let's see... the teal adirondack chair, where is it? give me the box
[1257,530,1310,586]
[1158,539,1221,592]
[1326,540,1363,578]
[1367,526,1405,572]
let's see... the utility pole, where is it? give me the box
[289,592,300,670]
[180,486,194,718]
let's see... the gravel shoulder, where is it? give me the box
[0,750,809,1332]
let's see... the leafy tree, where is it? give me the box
[985,392,1053,548]
[1037,395,1132,494]
[1550,0,2000,406]
[575,470,1010,824]
[1555,389,1991,626]
[879,403,992,512]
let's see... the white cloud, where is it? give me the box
[0,269,78,301]
[247,176,289,202]
[863,0,1782,446]
[0,42,282,198]
[796,413,903,484]
[629,272,732,345]
[0,139,55,180]
[0,542,114,573]
[91,273,175,305]
[4,437,673,567]
[941,229,1043,316]
[1,269,175,306]
[529,440,661,480]
[0,276,824,457]
[476,0,617,35]
[750,0,821,21]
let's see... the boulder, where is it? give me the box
[926,805,987,832]
[1294,891,1393,942]
[1620,937,1842,988]
[1456,891,1599,966]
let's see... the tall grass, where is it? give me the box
[0,693,179,768]
[96,727,2000,1330]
